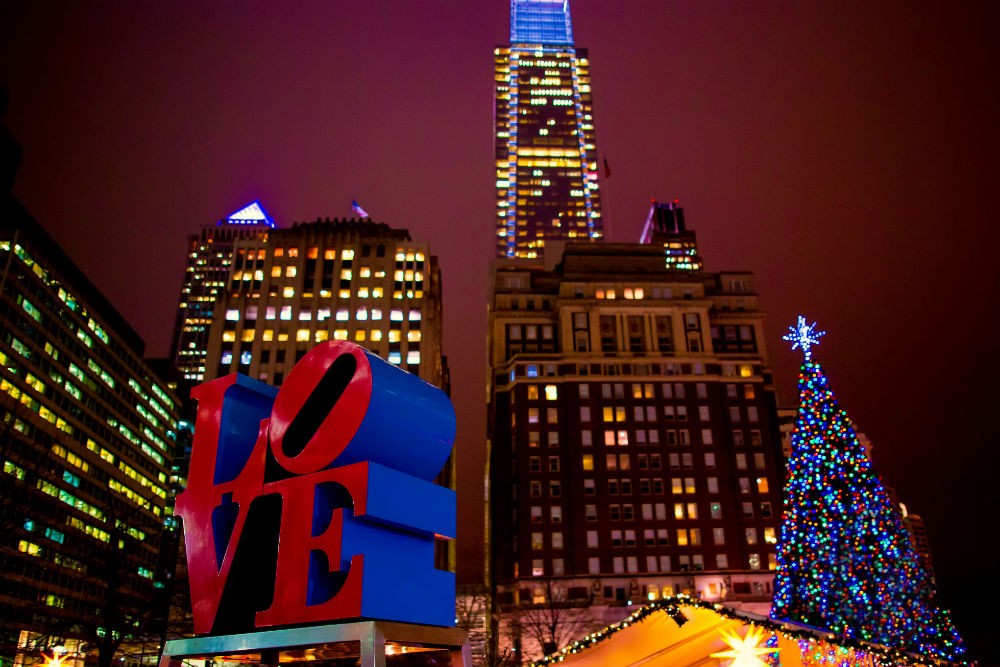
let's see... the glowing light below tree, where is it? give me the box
[711,626,779,667]
[42,651,67,667]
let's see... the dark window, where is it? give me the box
[599,315,617,352]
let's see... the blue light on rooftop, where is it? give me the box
[220,200,277,228]
[511,0,574,46]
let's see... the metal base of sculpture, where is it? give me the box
[160,620,470,667]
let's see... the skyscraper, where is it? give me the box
[171,201,276,381]
[1,116,180,658]
[494,0,603,258]
[486,236,785,660]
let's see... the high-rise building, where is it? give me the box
[486,239,785,660]
[202,217,444,387]
[494,0,603,259]
[0,114,180,657]
[198,216,452,566]
[171,201,276,381]
[639,200,704,271]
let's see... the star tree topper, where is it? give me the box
[783,315,825,361]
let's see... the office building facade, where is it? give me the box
[201,217,445,388]
[486,242,785,659]
[171,201,276,381]
[1,121,179,654]
[495,0,603,258]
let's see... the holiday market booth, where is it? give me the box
[530,597,966,667]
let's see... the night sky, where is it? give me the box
[2,1,997,659]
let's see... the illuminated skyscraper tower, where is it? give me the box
[171,201,276,380]
[494,0,603,258]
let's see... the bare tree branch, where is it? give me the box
[514,580,593,659]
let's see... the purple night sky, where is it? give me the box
[2,1,997,657]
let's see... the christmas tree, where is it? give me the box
[771,317,966,662]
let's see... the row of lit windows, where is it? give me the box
[509,361,757,382]
[236,247,425,264]
[524,525,779,553]
[516,146,579,157]
[4,459,25,480]
[529,498,775,527]
[526,92,573,104]
[66,515,110,543]
[234,266,423,285]
[531,404,760,430]
[119,460,167,499]
[512,59,572,69]
[523,426,763,450]
[525,552,776,578]
[223,346,421,368]
[68,362,97,392]
[592,405,761,425]
[106,417,165,465]
[501,280,688,302]
[580,452,773,482]
[137,396,160,428]
[37,479,105,521]
[86,359,114,389]
[109,478,152,512]
[17,536,87,573]
[1,377,75,436]
[87,437,116,465]
[236,254,424,288]
[549,447,768,472]
[526,384,559,400]
[530,503,776,536]
[116,519,146,541]
[18,294,42,322]
[223,326,422,347]
[232,287,424,301]
[529,476,710,500]
[232,306,422,322]
[18,504,148,552]
[52,444,89,473]
[226,306,422,323]
[512,158,582,169]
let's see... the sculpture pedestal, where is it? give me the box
[160,620,471,667]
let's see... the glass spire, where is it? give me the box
[511,0,574,46]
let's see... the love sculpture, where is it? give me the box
[174,341,456,634]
